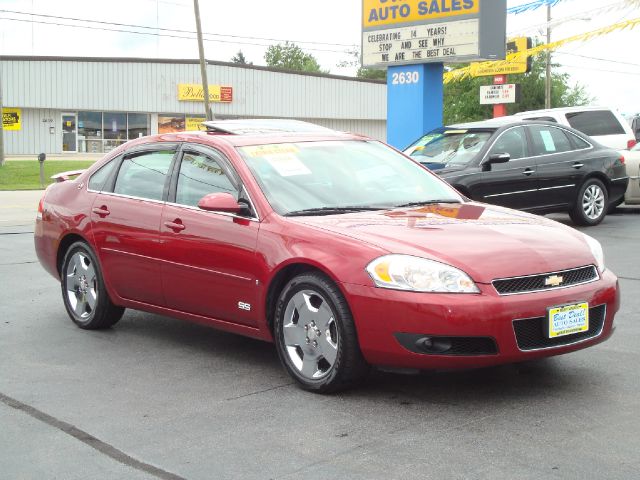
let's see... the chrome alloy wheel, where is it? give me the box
[65,251,97,319]
[282,289,339,380]
[582,184,605,220]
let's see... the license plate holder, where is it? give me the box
[547,302,589,338]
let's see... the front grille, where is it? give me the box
[394,333,498,356]
[513,304,606,351]
[493,266,598,295]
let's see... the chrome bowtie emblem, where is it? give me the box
[545,275,564,287]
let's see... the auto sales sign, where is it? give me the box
[362,0,506,68]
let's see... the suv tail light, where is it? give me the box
[619,155,625,165]
[628,139,637,150]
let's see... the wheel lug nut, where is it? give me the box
[312,341,318,347]
[306,338,310,344]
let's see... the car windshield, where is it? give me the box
[239,140,461,216]
[405,129,493,168]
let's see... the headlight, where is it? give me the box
[366,254,479,293]
[583,234,605,272]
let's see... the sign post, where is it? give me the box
[361,0,507,149]
[493,74,508,118]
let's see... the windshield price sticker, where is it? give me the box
[548,303,589,338]
[362,18,479,67]
[243,144,299,158]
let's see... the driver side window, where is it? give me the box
[175,151,238,207]
[488,127,527,160]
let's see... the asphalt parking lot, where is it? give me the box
[1,191,639,480]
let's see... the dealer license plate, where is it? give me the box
[548,302,589,338]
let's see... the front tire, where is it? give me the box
[274,272,369,393]
[61,241,124,329]
[569,178,608,226]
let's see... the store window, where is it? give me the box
[128,113,150,140]
[78,112,102,153]
[158,114,185,134]
[104,112,127,152]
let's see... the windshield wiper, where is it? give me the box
[395,200,461,208]
[284,206,383,217]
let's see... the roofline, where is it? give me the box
[0,55,386,85]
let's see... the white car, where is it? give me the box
[512,106,636,151]
[624,143,640,204]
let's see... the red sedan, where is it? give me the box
[35,120,619,392]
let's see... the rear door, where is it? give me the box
[473,126,540,210]
[90,145,177,306]
[527,124,590,208]
[159,144,261,327]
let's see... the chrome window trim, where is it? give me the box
[94,191,166,206]
[492,265,600,296]
[512,304,606,352]
[164,201,259,223]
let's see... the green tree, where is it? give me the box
[265,42,325,73]
[231,50,252,65]
[443,54,592,124]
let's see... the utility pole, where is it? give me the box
[193,0,214,121]
[545,3,552,109]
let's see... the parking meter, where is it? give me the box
[38,153,46,187]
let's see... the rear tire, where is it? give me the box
[273,272,369,393]
[60,241,124,329]
[569,178,608,226]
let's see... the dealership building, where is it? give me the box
[0,56,387,155]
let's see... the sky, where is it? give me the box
[0,0,639,116]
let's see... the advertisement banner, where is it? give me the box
[2,108,21,131]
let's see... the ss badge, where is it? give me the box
[238,302,251,311]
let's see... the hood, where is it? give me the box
[288,203,596,284]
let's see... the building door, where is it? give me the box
[62,113,77,152]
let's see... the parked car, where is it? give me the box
[404,120,628,226]
[622,142,640,204]
[511,106,636,151]
[35,120,619,393]
[630,115,640,143]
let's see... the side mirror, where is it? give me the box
[197,192,242,214]
[487,153,511,164]
[482,153,510,171]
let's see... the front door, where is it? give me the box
[474,126,541,210]
[159,146,260,327]
[62,113,77,152]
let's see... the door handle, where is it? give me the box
[92,206,110,217]
[572,163,584,169]
[164,220,186,232]
[523,168,536,176]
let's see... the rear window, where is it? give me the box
[565,110,625,136]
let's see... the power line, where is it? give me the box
[0,16,352,54]
[555,51,640,67]
[0,9,356,48]
[558,63,640,75]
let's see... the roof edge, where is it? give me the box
[0,55,386,85]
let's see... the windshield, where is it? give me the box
[405,129,493,168]
[238,140,461,216]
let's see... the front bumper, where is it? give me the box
[343,269,619,370]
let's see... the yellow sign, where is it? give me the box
[470,37,532,77]
[178,84,233,103]
[362,0,479,28]
[2,108,21,131]
[185,116,207,131]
